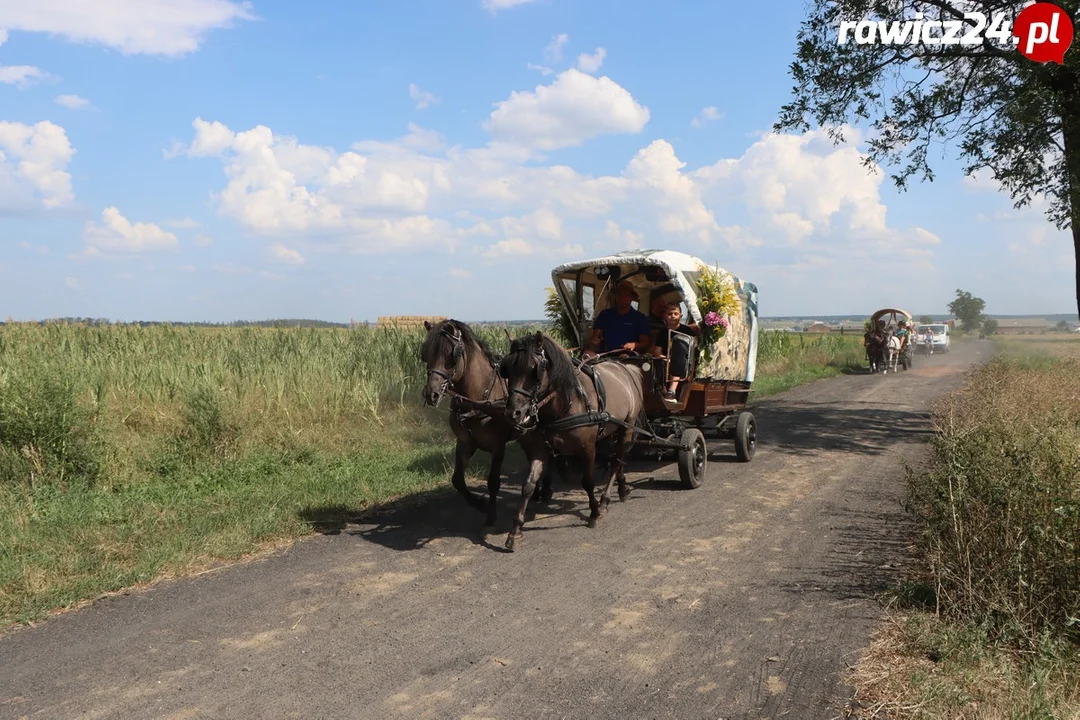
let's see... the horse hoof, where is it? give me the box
[505,533,520,550]
[587,516,599,529]
[618,489,630,502]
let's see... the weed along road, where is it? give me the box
[0,341,991,720]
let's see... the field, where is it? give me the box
[991,332,1080,359]
[0,322,865,629]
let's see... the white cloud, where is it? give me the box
[482,0,542,12]
[178,104,937,294]
[270,242,305,264]
[624,140,720,243]
[543,33,568,63]
[480,238,534,258]
[259,270,284,280]
[449,268,472,279]
[64,276,79,290]
[484,68,650,150]
[185,118,236,156]
[0,29,7,47]
[177,264,198,272]
[82,207,179,253]
[527,63,554,76]
[0,65,51,88]
[0,0,256,56]
[576,48,606,73]
[409,83,438,110]
[0,120,75,213]
[194,232,214,246]
[691,106,723,128]
[55,94,90,109]
[604,220,644,249]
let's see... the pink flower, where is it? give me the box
[718,317,729,328]
[704,311,722,327]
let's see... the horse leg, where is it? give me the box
[485,444,505,527]
[580,443,602,528]
[616,428,633,502]
[506,454,546,551]
[451,439,485,513]
[538,455,564,504]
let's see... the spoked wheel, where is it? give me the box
[734,411,756,462]
[677,428,707,489]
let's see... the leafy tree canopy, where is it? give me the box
[775,0,1080,316]
[949,289,987,330]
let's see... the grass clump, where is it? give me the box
[0,364,103,489]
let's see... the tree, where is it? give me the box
[775,0,1080,318]
[544,287,576,346]
[982,317,999,335]
[1055,319,1071,331]
[948,289,986,331]
[918,315,934,324]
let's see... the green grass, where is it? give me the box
[0,322,861,629]
[750,332,866,399]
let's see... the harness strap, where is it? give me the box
[545,411,612,434]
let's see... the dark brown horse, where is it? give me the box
[420,320,553,526]
[498,331,649,550]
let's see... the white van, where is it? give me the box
[919,323,950,353]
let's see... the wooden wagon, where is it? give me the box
[550,249,760,488]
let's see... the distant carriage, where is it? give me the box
[868,307,915,373]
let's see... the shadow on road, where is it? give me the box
[776,500,919,606]
[749,402,935,457]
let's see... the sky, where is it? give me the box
[0,0,1074,322]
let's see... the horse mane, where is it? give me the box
[500,332,585,408]
[420,319,501,366]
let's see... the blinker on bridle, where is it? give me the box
[426,326,467,397]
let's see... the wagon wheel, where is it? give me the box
[678,428,707,489]
[734,411,756,462]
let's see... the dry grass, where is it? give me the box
[843,612,1080,719]
[993,333,1080,359]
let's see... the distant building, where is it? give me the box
[993,318,1049,334]
[806,322,833,333]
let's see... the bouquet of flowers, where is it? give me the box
[694,263,741,366]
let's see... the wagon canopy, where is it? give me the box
[870,308,914,328]
[551,249,759,383]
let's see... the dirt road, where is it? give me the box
[0,341,990,720]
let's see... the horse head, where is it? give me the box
[420,320,469,407]
[498,331,584,427]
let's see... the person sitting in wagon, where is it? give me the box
[582,280,652,359]
[651,302,698,401]
[894,319,911,350]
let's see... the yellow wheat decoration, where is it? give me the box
[694,263,741,366]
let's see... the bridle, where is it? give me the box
[501,345,557,429]
[425,325,468,402]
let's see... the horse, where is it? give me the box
[497,331,649,551]
[420,319,554,526]
[864,332,886,374]
[884,333,903,373]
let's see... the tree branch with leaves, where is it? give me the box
[775,0,1080,315]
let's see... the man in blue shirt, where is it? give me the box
[582,280,652,358]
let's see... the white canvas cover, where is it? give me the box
[551,249,759,382]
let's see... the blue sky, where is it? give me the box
[0,0,1074,322]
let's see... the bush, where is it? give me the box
[905,356,1080,649]
[0,366,102,487]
